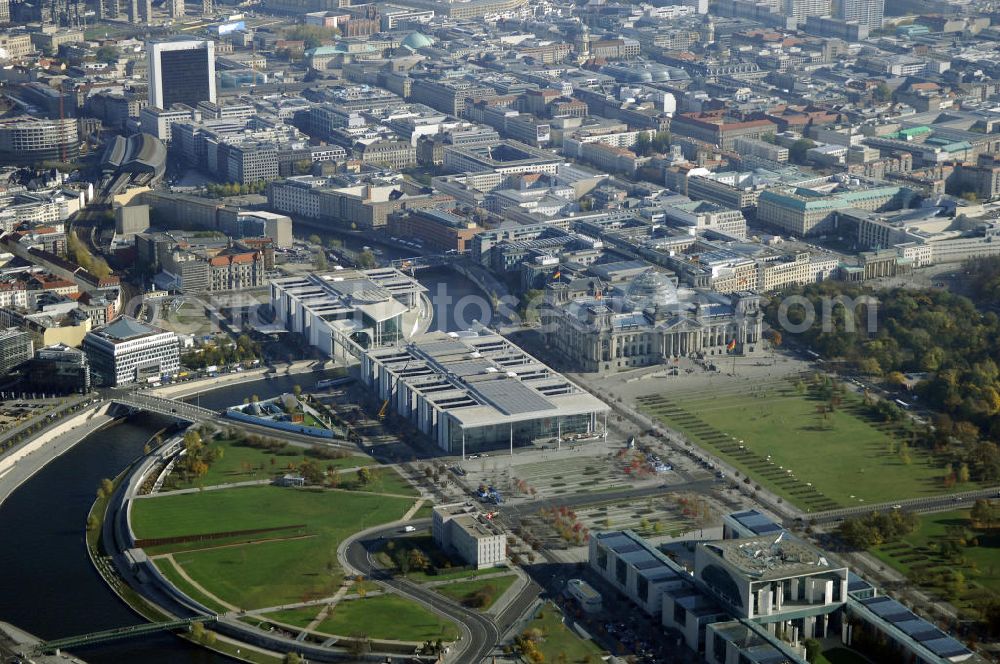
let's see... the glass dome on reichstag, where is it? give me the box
[401,32,435,49]
[625,269,678,311]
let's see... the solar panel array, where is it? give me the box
[859,596,971,659]
[731,510,785,535]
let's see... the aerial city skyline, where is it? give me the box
[0,0,998,662]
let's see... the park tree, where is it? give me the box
[952,570,966,599]
[858,357,882,376]
[99,477,114,498]
[183,429,203,453]
[408,548,430,572]
[632,132,652,157]
[299,459,324,484]
[95,45,118,62]
[190,459,209,478]
[357,250,376,268]
[651,130,671,153]
[315,250,328,271]
[284,653,301,664]
[886,371,907,388]
[394,547,411,575]
[959,463,971,483]
[308,234,322,246]
[518,289,544,324]
[954,421,980,443]
[804,638,821,663]
[874,82,892,102]
[972,499,995,529]
[357,466,373,485]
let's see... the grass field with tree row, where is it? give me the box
[637,378,963,511]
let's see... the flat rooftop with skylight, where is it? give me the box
[360,328,609,454]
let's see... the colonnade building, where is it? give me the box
[543,268,764,373]
[360,329,609,454]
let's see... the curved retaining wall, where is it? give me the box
[113,442,430,662]
[0,402,113,505]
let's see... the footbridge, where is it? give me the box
[33,617,213,654]
[111,391,219,422]
[110,391,361,449]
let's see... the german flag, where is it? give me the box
[552,269,561,280]
[726,339,737,352]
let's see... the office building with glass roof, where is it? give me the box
[360,328,609,454]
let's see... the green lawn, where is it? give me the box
[816,647,871,664]
[134,486,414,610]
[637,381,953,511]
[317,595,459,642]
[167,438,372,490]
[871,509,1000,612]
[152,558,230,614]
[435,574,517,610]
[260,606,322,629]
[410,566,493,583]
[333,467,419,497]
[413,503,435,519]
[527,603,604,663]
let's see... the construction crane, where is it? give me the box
[378,359,410,420]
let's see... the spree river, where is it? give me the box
[0,264,479,661]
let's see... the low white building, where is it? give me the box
[432,503,506,569]
[567,578,602,613]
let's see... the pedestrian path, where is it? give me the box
[161,554,239,613]
[402,497,426,521]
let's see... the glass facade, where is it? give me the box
[159,49,212,108]
[448,413,593,452]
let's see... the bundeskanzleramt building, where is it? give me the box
[82,316,179,386]
[270,268,427,359]
[590,521,975,664]
[432,503,506,569]
[361,329,609,454]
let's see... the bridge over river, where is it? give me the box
[32,618,213,655]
